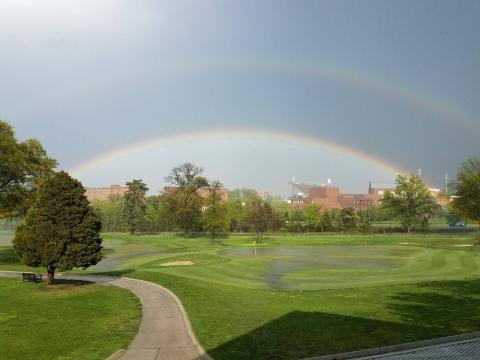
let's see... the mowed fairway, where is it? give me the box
[1,230,480,359]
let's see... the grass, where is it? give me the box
[1,231,480,359]
[0,276,140,360]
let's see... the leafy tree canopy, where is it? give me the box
[165,163,208,235]
[381,175,439,232]
[0,120,57,218]
[202,181,229,239]
[123,179,149,234]
[303,204,322,232]
[245,194,274,242]
[340,207,359,231]
[453,157,480,226]
[165,162,208,192]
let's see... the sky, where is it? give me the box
[1,0,479,196]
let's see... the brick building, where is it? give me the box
[288,180,442,212]
[288,181,391,212]
[85,185,128,202]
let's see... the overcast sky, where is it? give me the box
[1,0,479,196]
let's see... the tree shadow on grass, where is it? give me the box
[387,278,480,333]
[207,311,430,360]
[90,269,136,277]
[40,279,95,291]
[208,279,480,360]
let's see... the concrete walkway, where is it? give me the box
[0,271,210,360]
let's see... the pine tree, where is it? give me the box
[13,171,102,285]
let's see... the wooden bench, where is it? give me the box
[22,272,42,283]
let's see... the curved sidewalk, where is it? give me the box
[0,271,210,360]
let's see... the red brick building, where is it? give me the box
[288,180,442,211]
[85,185,128,202]
[288,181,392,211]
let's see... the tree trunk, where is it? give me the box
[47,264,55,285]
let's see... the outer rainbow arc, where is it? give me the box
[120,60,479,133]
[69,128,409,180]
[233,61,480,133]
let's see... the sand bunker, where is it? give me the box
[399,242,417,245]
[160,260,194,267]
[452,244,474,247]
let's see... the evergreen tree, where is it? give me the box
[123,179,148,234]
[13,171,102,285]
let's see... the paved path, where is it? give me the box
[0,271,210,360]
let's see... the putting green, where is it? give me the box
[135,244,479,290]
[3,232,478,290]
[57,233,479,291]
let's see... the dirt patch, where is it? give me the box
[399,242,417,245]
[39,280,93,292]
[452,244,474,247]
[160,260,194,267]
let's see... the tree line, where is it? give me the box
[93,162,382,238]
[2,118,480,282]
[92,165,474,237]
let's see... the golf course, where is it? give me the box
[1,230,480,359]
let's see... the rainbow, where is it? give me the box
[69,128,408,178]
[151,61,479,133]
[262,61,479,132]
[23,61,478,137]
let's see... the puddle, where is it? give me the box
[220,246,410,289]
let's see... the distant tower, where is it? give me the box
[417,168,422,177]
[327,178,332,185]
[444,173,449,194]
